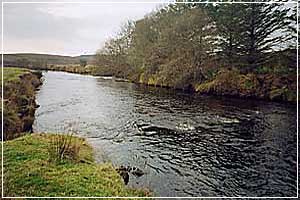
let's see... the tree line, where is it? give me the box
[95,1,297,90]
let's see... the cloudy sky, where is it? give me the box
[2,0,173,56]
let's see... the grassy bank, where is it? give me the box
[195,69,296,102]
[23,63,297,103]
[3,133,149,197]
[2,67,29,82]
[45,64,99,75]
[2,67,42,140]
[2,68,150,197]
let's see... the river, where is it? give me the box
[33,71,297,197]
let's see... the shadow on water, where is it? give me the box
[33,71,297,197]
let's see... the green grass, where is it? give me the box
[1,67,29,83]
[3,133,150,197]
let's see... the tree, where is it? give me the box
[205,2,292,72]
[239,3,290,71]
[208,3,246,68]
[96,1,296,86]
[127,5,217,87]
[285,4,297,49]
[96,20,136,77]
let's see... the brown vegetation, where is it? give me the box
[2,68,42,140]
[195,69,296,102]
[93,3,296,102]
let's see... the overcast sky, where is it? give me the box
[2,0,173,56]
[2,0,297,56]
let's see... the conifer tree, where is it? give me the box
[239,3,290,71]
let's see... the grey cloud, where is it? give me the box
[3,0,172,55]
[4,4,81,41]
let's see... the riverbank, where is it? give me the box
[39,64,297,103]
[2,67,150,197]
[24,64,98,75]
[195,69,297,103]
[2,67,43,140]
[3,133,149,197]
[137,69,296,103]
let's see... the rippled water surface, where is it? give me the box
[33,71,297,197]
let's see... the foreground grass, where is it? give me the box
[3,133,149,197]
[1,67,29,83]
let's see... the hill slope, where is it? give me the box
[1,53,96,67]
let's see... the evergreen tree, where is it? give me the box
[239,3,290,71]
[208,3,246,68]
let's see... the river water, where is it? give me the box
[33,71,297,197]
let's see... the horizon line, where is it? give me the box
[2,52,97,57]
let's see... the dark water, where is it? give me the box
[33,71,297,197]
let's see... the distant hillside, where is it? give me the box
[1,53,96,67]
[73,54,95,62]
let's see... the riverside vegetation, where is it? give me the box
[94,2,297,102]
[2,68,149,197]
[2,2,297,102]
